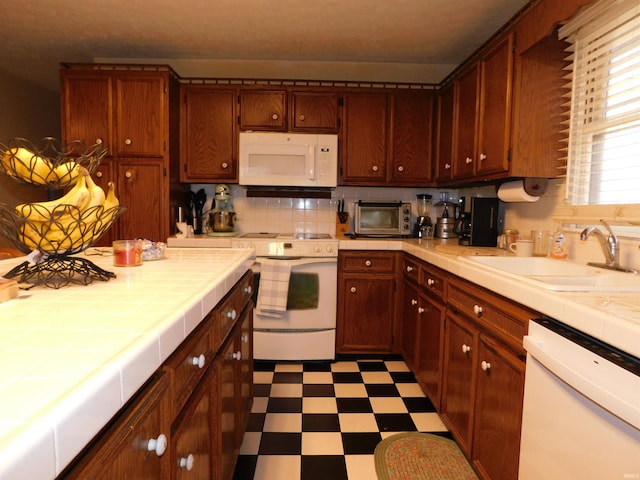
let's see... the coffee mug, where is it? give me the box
[509,239,533,257]
[531,230,551,257]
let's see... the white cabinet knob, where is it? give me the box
[96,138,103,145]
[479,153,487,161]
[96,171,103,178]
[350,286,357,293]
[397,165,404,172]
[191,354,206,369]
[226,309,237,320]
[465,156,473,164]
[481,360,491,371]
[406,266,414,272]
[299,114,306,121]
[411,299,418,306]
[365,260,372,267]
[124,170,132,179]
[418,307,425,314]
[462,344,471,354]
[372,165,379,172]
[242,334,249,343]
[427,278,435,287]
[232,350,242,360]
[179,454,195,471]
[221,162,228,169]
[124,138,132,146]
[271,113,279,120]
[473,304,483,316]
[445,163,451,170]
[243,285,252,295]
[147,433,167,457]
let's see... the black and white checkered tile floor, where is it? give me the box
[233,357,452,480]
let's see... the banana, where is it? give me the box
[49,161,80,185]
[2,147,53,185]
[103,181,120,210]
[15,172,90,223]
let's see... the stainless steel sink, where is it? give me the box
[459,256,640,292]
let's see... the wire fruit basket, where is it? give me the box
[0,138,125,288]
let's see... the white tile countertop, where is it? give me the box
[169,234,640,359]
[0,247,255,480]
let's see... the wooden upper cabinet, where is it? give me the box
[114,74,167,157]
[389,92,434,185]
[290,91,339,132]
[476,33,515,178]
[452,64,479,181]
[436,83,455,183]
[180,86,237,182]
[340,92,388,184]
[239,90,287,130]
[60,72,112,153]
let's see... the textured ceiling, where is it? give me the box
[0,0,529,91]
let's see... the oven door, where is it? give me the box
[251,256,337,330]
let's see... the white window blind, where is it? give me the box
[555,0,640,225]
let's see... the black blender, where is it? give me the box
[412,193,432,238]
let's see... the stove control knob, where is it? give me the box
[313,244,322,253]
[325,244,335,254]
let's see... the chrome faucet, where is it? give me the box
[580,219,637,273]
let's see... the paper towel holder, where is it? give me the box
[496,178,549,197]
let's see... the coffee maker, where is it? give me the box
[412,193,432,238]
[454,197,503,246]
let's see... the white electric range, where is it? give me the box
[231,233,339,361]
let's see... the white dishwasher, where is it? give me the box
[519,317,640,479]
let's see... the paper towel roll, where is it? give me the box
[498,181,541,203]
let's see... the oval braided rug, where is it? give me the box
[374,432,479,480]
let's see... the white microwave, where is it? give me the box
[238,132,338,188]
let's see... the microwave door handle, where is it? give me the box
[307,144,316,181]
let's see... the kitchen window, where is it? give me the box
[555,0,640,228]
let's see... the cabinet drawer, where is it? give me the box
[419,263,447,301]
[402,255,421,283]
[218,272,254,345]
[339,252,396,274]
[448,277,536,353]
[164,319,213,415]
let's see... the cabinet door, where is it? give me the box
[476,33,514,177]
[340,93,388,184]
[401,280,420,370]
[172,377,211,480]
[236,307,253,444]
[60,72,112,153]
[116,160,166,241]
[472,335,525,480]
[436,83,455,182]
[441,312,477,455]
[181,86,237,182]
[216,334,239,480]
[61,373,170,479]
[239,90,287,130]
[389,92,433,185]
[452,65,479,180]
[416,293,444,408]
[291,91,339,131]
[114,74,166,157]
[90,158,116,247]
[337,276,395,352]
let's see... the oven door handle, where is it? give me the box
[256,257,337,268]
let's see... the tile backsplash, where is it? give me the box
[191,179,640,269]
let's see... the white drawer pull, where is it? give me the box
[462,344,471,354]
[179,454,195,471]
[427,278,435,287]
[147,434,167,457]
[473,304,483,316]
[232,350,242,360]
[481,360,491,371]
[191,354,206,369]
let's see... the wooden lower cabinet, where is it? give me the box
[58,272,253,480]
[59,372,171,479]
[337,251,398,353]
